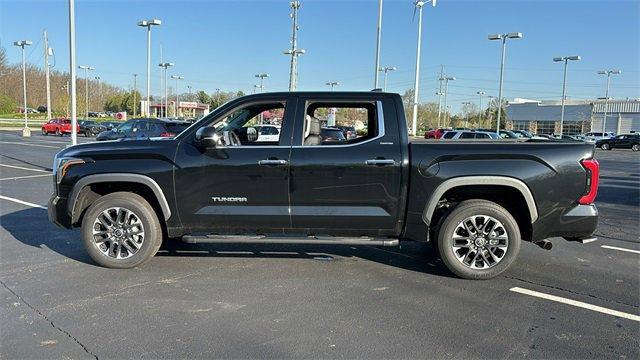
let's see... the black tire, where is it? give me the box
[632,144,639,152]
[85,130,91,137]
[55,128,62,136]
[601,143,610,150]
[437,199,521,280]
[81,192,163,268]
[42,128,47,136]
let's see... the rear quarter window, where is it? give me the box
[442,131,456,139]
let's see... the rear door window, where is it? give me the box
[460,132,475,139]
[442,131,456,139]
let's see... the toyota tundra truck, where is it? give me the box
[48,91,599,279]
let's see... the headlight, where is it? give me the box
[53,155,85,183]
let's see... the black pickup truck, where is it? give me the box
[48,92,599,279]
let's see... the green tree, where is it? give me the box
[196,91,211,106]
[120,90,141,114]
[104,93,124,112]
[0,93,17,114]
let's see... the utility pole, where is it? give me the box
[325,81,339,90]
[554,56,581,135]
[14,40,32,137]
[461,101,472,128]
[374,0,383,89]
[133,74,138,117]
[44,30,53,121]
[255,73,269,92]
[442,76,455,127]
[159,62,173,117]
[379,66,396,91]
[284,1,305,91]
[436,65,444,127]
[95,76,101,109]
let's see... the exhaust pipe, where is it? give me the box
[535,240,553,251]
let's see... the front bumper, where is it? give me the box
[48,193,72,228]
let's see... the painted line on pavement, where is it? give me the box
[0,163,50,173]
[0,174,52,181]
[0,141,61,149]
[510,287,640,322]
[0,195,47,209]
[601,245,640,255]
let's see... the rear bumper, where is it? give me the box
[48,193,72,228]
[557,204,598,240]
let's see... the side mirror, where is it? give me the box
[194,126,224,149]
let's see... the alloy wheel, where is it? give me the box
[92,207,145,260]
[451,215,509,269]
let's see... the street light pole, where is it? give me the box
[461,101,472,128]
[78,65,94,121]
[598,69,621,135]
[411,0,437,136]
[254,73,269,92]
[44,30,53,122]
[68,0,78,144]
[325,81,339,91]
[379,66,396,91]
[442,76,455,127]
[14,40,32,137]
[133,74,138,117]
[374,0,383,89]
[171,75,183,117]
[554,55,581,135]
[158,62,173,117]
[488,32,523,132]
[477,91,486,126]
[137,19,161,116]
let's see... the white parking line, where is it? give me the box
[601,245,640,255]
[0,174,51,181]
[0,164,50,173]
[0,141,60,149]
[0,195,46,209]
[510,287,640,322]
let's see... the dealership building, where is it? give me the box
[504,98,640,135]
[140,100,210,118]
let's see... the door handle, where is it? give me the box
[365,159,396,166]
[258,159,288,166]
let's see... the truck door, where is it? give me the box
[173,96,296,233]
[287,96,404,236]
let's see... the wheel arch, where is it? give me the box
[68,173,172,225]
[422,176,538,231]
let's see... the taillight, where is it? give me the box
[578,159,599,205]
[160,132,175,137]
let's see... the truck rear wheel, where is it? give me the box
[81,192,162,268]
[437,199,521,280]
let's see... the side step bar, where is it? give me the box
[182,234,399,247]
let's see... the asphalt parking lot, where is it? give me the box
[1,130,638,359]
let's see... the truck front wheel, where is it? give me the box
[81,192,163,268]
[437,199,521,280]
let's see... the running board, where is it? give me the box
[181,234,399,247]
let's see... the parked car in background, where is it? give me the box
[498,130,520,139]
[584,131,615,142]
[41,118,80,136]
[254,125,281,142]
[560,135,584,141]
[424,128,449,139]
[441,130,500,140]
[37,105,47,113]
[320,127,347,142]
[336,125,357,140]
[18,107,39,114]
[596,133,640,151]
[101,121,121,130]
[79,120,107,137]
[96,118,190,141]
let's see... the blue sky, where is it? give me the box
[1,0,638,114]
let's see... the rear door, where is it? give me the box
[287,95,403,236]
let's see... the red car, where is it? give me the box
[41,118,80,136]
[424,128,447,139]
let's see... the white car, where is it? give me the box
[441,130,501,140]
[254,125,281,142]
[583,132,615,143]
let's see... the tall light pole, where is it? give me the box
[597,69,621,135]
[325,81,339,90]
[68,0,78,144]
[284,1,305,91]
[254,73,269,92]
[14,40,32,137]
[78,65,94,120]
[442,76,455,127]
[374,0,383,89]
[43,30,53,121]
[411,0,437,136]
[158,62,173,117]
[132,74,138,117]
[477,91,486,127]
[379,66,396,91]
[137,18,161,116]
[94,75,101,109]
[253,85,263,94]
[461,101,472,128]
[171,75,183,117]
[554,56,581,135]
[488,32,523,132]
